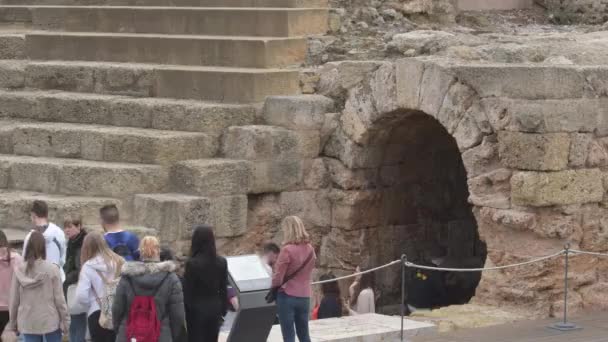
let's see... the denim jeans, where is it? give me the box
[277,292,311,342]
[22,329,62,342]
[69,313,88,342]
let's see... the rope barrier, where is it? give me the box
[312,260,402,285]
[312,249,569,284]
[570,249,608,257]
[404,249,566,272]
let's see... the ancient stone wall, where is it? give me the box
[243,57,608,317]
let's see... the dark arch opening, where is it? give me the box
[366,111,487,312]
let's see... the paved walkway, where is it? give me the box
[413,312,608,342]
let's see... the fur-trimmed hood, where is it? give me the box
[119,261,178,293]
[121,261,177,276]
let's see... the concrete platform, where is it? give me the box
[221,314,437,342]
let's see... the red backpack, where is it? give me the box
[125,273,169,342]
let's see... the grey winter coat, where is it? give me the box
[112,261,186,342]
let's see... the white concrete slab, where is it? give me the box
[221,313,437,342]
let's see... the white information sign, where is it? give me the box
[227,255,272,293]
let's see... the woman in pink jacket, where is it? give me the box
[271,216,316,342]
[0,230,22,335]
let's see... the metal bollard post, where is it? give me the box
[401,254,407,342]
[548,243,581,331]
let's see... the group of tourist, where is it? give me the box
[0,200,379,342]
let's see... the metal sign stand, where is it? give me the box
[548,244,581,332]
[226,255,278,342]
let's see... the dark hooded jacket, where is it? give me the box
[63,229,86,293]
[112,260,186,342]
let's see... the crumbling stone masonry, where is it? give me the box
[252,58,608,317]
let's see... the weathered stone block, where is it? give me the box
[0,160,10,188]
[483,98,599,133]
[395,58,425,109]
[511,169,604,206]
[325,158,377,190]
[330,190,382,230]
[453,113,483,151]
[586,139,608,168]
[418,63,455,116]
[8,158,60,193]
[209,195,248,238]
[171,159,252,197]
[0,35,25,59]
[299,158,330,190]
[468,169,512,209]
[324,129,383,168]
[451,65,586,99]
[25,62,95,93]
[569,133,593,168]
[498,131,570,171]
[279,190,331,228]
[223,125,316,160]
[59,162,168,197]
[263,95,334,130]
[462,136,499,178]
[134,193,211,243]
[0,61,25,88]
[249,159,303,194]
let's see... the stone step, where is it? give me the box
[21,6,328,37]
[0,0,327,7]
[0,154,168,197]
[0,189,124,229]
[133,193,247,241]
[0,60,300,102]
[0,89,257,133]
[0,119,217,165]
[26,32,307,68]
[0,5,30,22]
[0,34,25,59]
[171,159,251,197]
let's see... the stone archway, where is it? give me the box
[317,57,608,317]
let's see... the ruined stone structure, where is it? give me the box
[1,0,608,319]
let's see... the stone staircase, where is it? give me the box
[0,0,329,251]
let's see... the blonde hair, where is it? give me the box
[282,216,310,245]
[140,236,160,261]
[81,231,124,277]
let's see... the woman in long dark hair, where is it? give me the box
[0,230,22,335]
[348,271,376,315]
[183,225,228,342]
[317,273,342,319]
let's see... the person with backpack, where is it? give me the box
[183,225,228,342]
[8,231,69,342]
[75,232,124,342]
[112,236,186,342]
[0,230,22,336]
[100,205,139,261]
[271,216,316,342]
[22,200,67,282]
